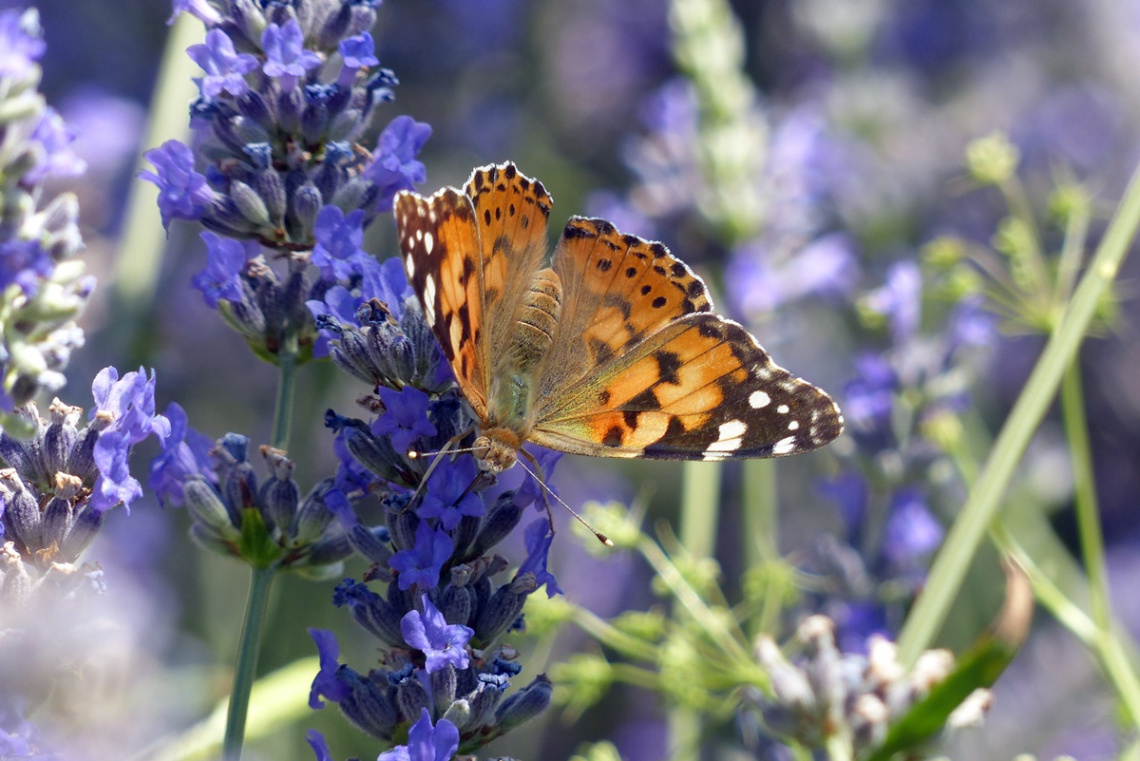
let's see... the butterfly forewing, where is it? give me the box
[463,164,554,383]
[539,217,713,399]
[394,188,489,416]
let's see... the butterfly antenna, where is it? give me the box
[518,450,613,547]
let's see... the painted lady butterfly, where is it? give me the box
[394,163,842,476]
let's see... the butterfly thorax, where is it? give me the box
[478,267,563,474]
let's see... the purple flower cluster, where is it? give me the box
[0,368,168,581]
[808,261,997,649]
[142,1,431,362]
[149,421,354,574]
[0,9,93,419]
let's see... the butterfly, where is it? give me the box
[393,162,842,478]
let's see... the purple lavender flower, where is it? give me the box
[310,206,369,283]
[308,628,352,708]
[514,447,563,511]
[148,402,215,506]
[338,32,379,86]
[377,708,459,761]
[415,456,485,531]
[89,367,170,513]
[139,140,216,229]
[191,232,258,308]
[366,116,432,211]
[262,20,322,89]
[372,386,438,457]
[517,518,564,597]
[400,594,474,673]
[389,520,453,591]
[188,29,258,100]
[305,730,333,761]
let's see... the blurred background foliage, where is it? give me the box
[10,0,1140,759]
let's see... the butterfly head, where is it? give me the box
[472,430,520,474]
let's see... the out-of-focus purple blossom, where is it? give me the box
[139,140,216,229]
[947,295,999,351]
[389,520,453,591]
[517,519,563,597]
[882,489,944,568]
[727,233,858,316]
[188,29,258,100]
[377,708,459,761]
[365,116,432,211]
[416,456,485,531]
[148,402,215,506]
[191,232,257,308]
[842,354,896,449]
[24,108,86,185]
[400,594,473,673]
[60,88,146,176]
[168,0,222,27]
[0,240,54,296]
[262,20,322,88]
[862,261,922,344]
[0,9,44,76]
[818,471,868,546]
[373,386,437,457]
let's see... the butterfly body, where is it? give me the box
[394,162,843,475]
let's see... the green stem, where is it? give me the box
[222,565,276,761]
[1061,362,1111,631]
[896,156,1140,665]
[679,460,720,558]
[271,331,298,452]
[742,458,777,567]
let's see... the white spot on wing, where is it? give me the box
[423,274,437,325]
[777,404,790,414]
[772,436,797,455]
[749,390,771,409]
[405,255,415,278]
[705,420,746,456]
[424,231,434,254]
[788,420,800,431]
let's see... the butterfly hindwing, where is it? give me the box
[532,312,842,459]
[394,187,489,416]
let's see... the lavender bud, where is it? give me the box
[431,664,457,714]
[230,180,272,229]
[341,675,399,739]
[255,168,287,225]
[184,478,242,540]
[395,671,431,721]
[495,674,552,729]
